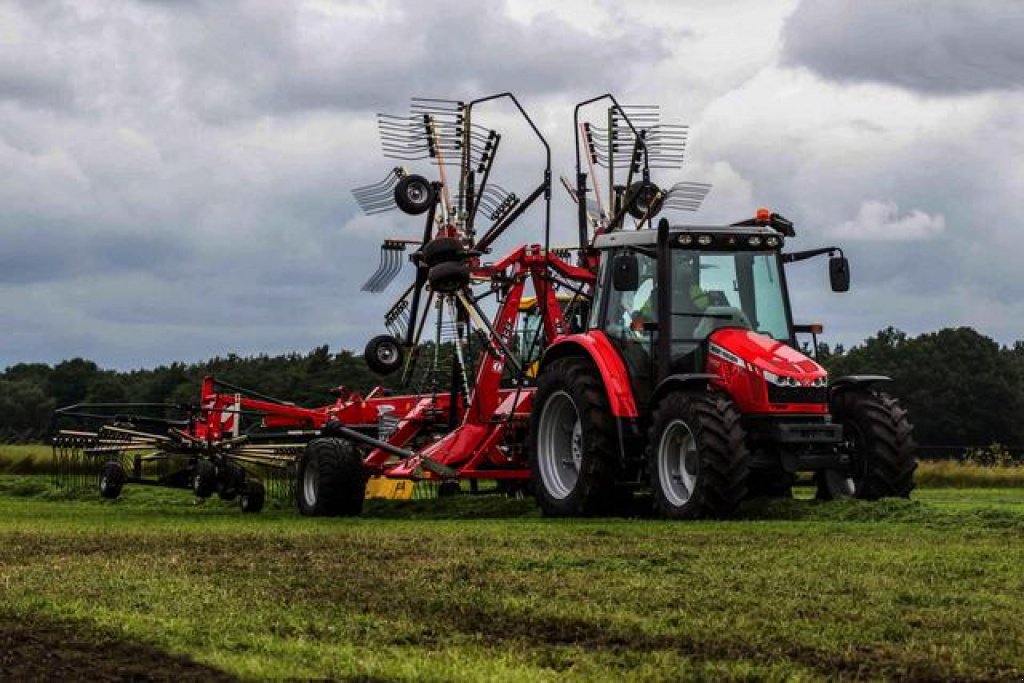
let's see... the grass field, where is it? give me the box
[1,474,1023,681]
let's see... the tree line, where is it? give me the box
[0,327,1021,448]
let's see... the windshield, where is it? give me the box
[603,248,792,344]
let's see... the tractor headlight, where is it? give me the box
[697,234,713,246]
[748,236,763,247]
[677,234,693,246]
[811,376,828,388]
[763,370,800,387]
[765,236,780,248]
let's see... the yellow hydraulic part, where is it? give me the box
[365,476,416,500]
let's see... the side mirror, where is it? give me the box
[829,255,850,292]
[612,253,639,291]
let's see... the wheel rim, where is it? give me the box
[537,391,582,500]
[99,474,109,492]
[405,182,428,204]
[827,420,865,497]
[376,343,398,364]
[303,458,320,506]
[657,419,699,507]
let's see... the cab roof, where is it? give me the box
[592,224,785,251]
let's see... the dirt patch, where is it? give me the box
[0,612,237,682]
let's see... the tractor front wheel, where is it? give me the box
[296,438,367,516]
[528,358,617,517]
[818,390,916,500]
[648,391,748,519]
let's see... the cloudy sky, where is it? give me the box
[1,0,1022,370]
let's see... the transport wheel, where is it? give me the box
[528,358,616,517]
[364,335,404,375]
[394,174,435,215]
[192,460,217,499]
[98,461,126,500]
[217,464,246,501]
[648,391,748,519]
[239,479,265,513]
[817,390,916,500]
[624,181,664,220]
[296,438,367,517]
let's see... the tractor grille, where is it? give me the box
[767,385,827,405]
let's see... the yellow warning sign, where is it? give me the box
[365,476,415,500]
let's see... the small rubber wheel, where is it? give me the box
[217,464,246,501]
[421,237,464,267]
[625,181,664,220]
[394,174,435,215]
[296,438,367,517]
[99,461,126,499]
[192,460,217,498]
[239,479,265,513]
[428,261,470,293]
[364,334,404,375]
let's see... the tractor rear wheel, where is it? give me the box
[99,461,126,499]
[648,391,748,519]
[528,358,617,517]
[296,438,367,516]
[817,390,916,500]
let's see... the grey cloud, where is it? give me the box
[782,0,1024,94]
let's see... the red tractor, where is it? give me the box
[528,213,916,518]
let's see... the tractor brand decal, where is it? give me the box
[709,342,754,371]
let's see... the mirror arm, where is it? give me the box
[782,246,843,264]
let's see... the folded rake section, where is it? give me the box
[663,181,712,212]
[361,239,416,293]
[585,104,689,171]
[352,168,404,215]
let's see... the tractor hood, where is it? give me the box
[708,327,826,380]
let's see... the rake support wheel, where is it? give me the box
[817,390,916,500]
[648,391,748,519]
[394,174,435,215]
[297,438,367,517]
[364,334,404,375]
[99,461,126,500]
[239,479,265,513]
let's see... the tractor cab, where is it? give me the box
[592,222,797,408]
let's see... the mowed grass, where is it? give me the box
[1,476,1023,681]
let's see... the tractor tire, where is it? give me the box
[421,237,464,267]
[528,358,617,517]
[296,438,367,517]
[394,174,435,215]
[364,334,404,375]
[192,460,217,499]
[428,261,470,293]
[817,390,916,500]
[648,391,748,519]
[239,479,265,513]
[99,461,126,500]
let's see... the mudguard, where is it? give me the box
[539,332,639,418]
